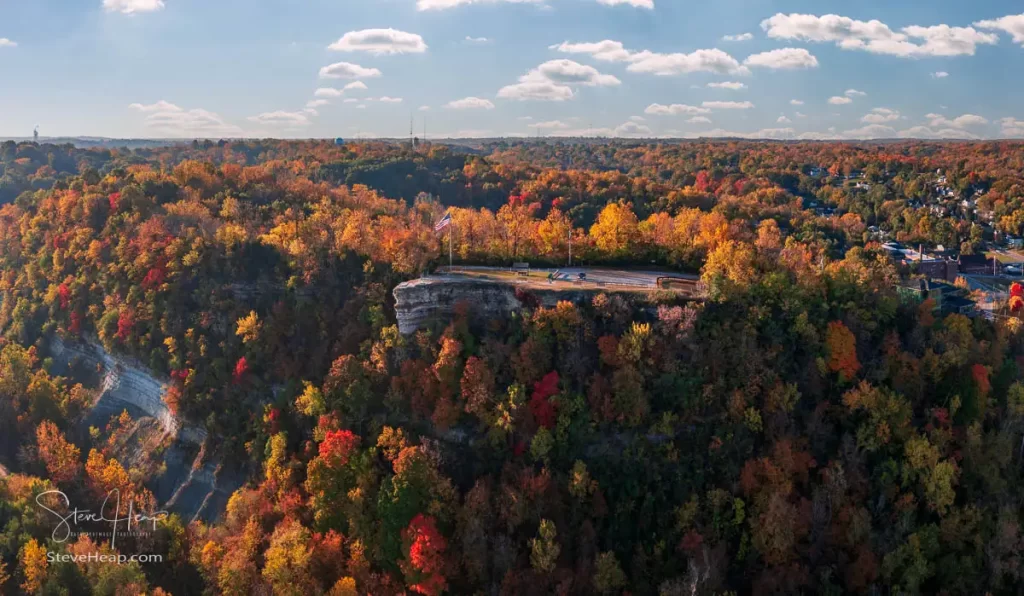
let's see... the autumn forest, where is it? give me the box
[3,137,1024,595]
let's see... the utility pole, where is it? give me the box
[449,219,454,274]
[568,228,573,267]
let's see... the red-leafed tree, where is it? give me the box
[530,371,559,429]
[319,430,359,468]
[825,321,860,381]
[233,357,250,384]
[400,514,448,596]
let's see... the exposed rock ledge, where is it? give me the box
[393,276,689,334]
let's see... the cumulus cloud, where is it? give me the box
[861,107,900,123]
[777,115,792,124]
[761,13,998,57]
[723,33,754,41]
[328,29,427,55]
[694,128,796,140]
[702,101,754,110]
[344,81,369,91]
[828,96,853,105]
[975,14,1024,44]
[845,89,867,97]
[596,0,654,8]
[103,0,164,14]
[319,62,383,79]
[708,81,747,90]
[378,96,403,103]
[465,36,489,43]
[445,97,496,109]
[932,71,949,78]
[306,99,330,108]
[533,120,570,129]
[629,115,646,122]
[551,40,747,75]
[247,111,311,128]
[314,88,345,98]
[418,0,542,10]
[842,124,897,139]
[1000,117,1024,137]
[129,101,243,137]
[898,126,980,139]
[0,38,17,48]
[645,103,711,116]
[926,113,988,128]
[790,99,804,105]
[743,48,819,69]
[497,59,618,102]
[687,116,712,124]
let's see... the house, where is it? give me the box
[897,279,976,315]
[958,253,995,275]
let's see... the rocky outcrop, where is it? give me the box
[394,277,524,334]
[49,336,206,444]
[46,336,240,522]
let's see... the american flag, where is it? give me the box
[434,212,452,232]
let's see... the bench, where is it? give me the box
[512,262,531,277]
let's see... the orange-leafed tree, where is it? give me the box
[36,421,82,484]
[825,321,860,381]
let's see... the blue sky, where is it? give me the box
[1,0,1023,139]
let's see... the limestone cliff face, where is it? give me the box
[394,277,524,334]
[50,336,206,443]
[393,276,658,334]
[47,336,239,522]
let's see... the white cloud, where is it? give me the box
[861,107,900,123]
[926,113,988,128]
[129,101,243,137]
[795,112,807,118]
[344,81,369,91]
[708,81,746,90]
[465,36,490,43]
[417,0,542,10]
[596,0,653,8]
[306,99,330,108]
[532,59,621,86]
[247,110,311,128]
[551,40,634,62]
[0,39,17,48]
[975,14,1024,44]
[702,101,754,110]
[315,87,344,98]
[328,29,427,55]
[843,124,897,139]
[898,126,980,139]
[687,116,712,124]
[498,81,574,101]
[628,48,747,75]
[777,115,792,124]
[845,89,867,97]
[445,97,496,109]
[829,96,853,105]
[723,33,754,42]
[694,128,796,139]
[551,40,747,75]
[932,71,949,78]
[613,121,653,136]
[103,0,164,14]
[497,59,618,102]
[761,13,998,57]
[743,47,819,69]
[645,103,711,115]
[790,99,804,105]
[533,120,570,129]
[318,62,383,79]
[419,105,431,111]
[378,96,403,103]
[1000,117,1024,137]
[629,115,646,122]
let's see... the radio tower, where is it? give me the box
[409,114,414,148]
[33,125,39,143]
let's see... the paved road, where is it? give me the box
[445,266,698,289]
